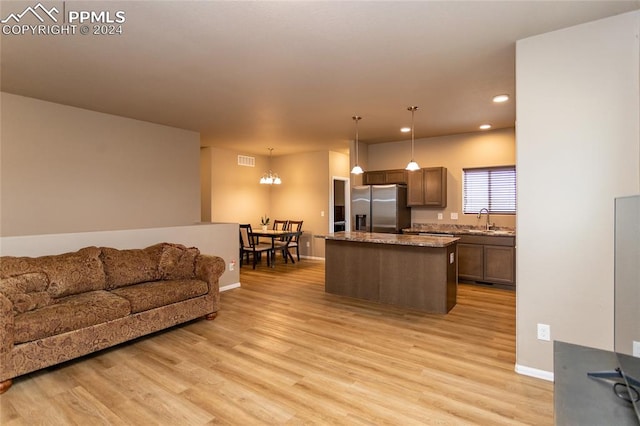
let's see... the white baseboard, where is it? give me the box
[220,282,241,292]
[515,363,554,382]
[300,255,325,261]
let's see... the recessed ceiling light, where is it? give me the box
[493,94,509,103]
[479,124,492,130]
[400,127,411,133]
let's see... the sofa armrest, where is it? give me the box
[0,293,14,354]
[195,255,225,296]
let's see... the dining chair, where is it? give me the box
[285,220,303,261]
[239,224,274,269]
[272,219,288,230]
[264,219,288,245]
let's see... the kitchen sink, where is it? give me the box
[466,229,514,236]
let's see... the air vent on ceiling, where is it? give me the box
[237,155,255,167]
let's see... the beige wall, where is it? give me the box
[366,128,516,228]
[202,146,270,225]
[0,93,201,237]
[271,151,330,258]
[203,147,350,259]
[516,11,640,376]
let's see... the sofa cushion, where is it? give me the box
[158,243,200,280]
[13,290,131,344]
[0,273,53,315]
[0,247,106,298]
[111,279,208,314]
[101,244,164,289]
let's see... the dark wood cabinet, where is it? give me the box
[407,167,447,207]
[458,243,484,281]
[457,235,515,288]
[363,169,407,185]
[484,245,515,284]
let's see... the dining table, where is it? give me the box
[249,228,301,267]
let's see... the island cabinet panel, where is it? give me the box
[407,167,447,207]
[325,236,457,313]
[325,241,379,301]
[363,169,407,185]
[378,244,457,313]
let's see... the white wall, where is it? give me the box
[0,93,201,236]
[516,11,640,376]
[0,224,240,289]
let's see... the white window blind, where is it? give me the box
[463,166,516,214]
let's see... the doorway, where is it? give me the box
[330,177,350,232]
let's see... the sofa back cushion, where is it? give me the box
[101,244,164,289]
[0,273,54,315]
[0,247,106,298]
[158,243,200,280]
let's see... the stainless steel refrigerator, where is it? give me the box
[351,184,411,233]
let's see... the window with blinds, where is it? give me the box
[463,166,516,214]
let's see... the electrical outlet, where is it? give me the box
[438,213,443,220]
[229,260,235,271]
[320,211,325,217]
[633,341,640,357]
[450,212,458,220]
[537,323,551,341]
[306,241,310,248]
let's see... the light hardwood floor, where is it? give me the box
[0,259,553,425]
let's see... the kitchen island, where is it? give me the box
[323,232,459,314]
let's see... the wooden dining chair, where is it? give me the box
[285,220,303,261]
[239,224,273,269]
[272,219,288,230]
[264,219,288,245]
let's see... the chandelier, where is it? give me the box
[259,148,281,185]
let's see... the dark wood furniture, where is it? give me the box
[239,224,274,269]
[250,228,301,266]
[324,232,458,313]
[407,166,447,207]
[457,234,515,288]
[282,220,303,261]
[363,169,407,185]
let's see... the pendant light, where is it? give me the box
[350,115,364,175]
[405,106,420,171]
[259,148,281,185]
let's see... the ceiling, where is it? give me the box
[2,1,639,156]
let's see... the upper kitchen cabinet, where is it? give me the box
[363,169,407,185]
[407,167,447,207]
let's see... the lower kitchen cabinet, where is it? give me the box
[458,235,515,288]
[458,243,484,281]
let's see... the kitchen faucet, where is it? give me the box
[478,208,491,230]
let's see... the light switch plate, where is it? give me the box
[450,212,458,220]
[633,341,640,357]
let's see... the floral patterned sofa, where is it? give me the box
[0,242,225,393]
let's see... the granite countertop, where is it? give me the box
[323,231,459,248]
[403,223,516,237]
